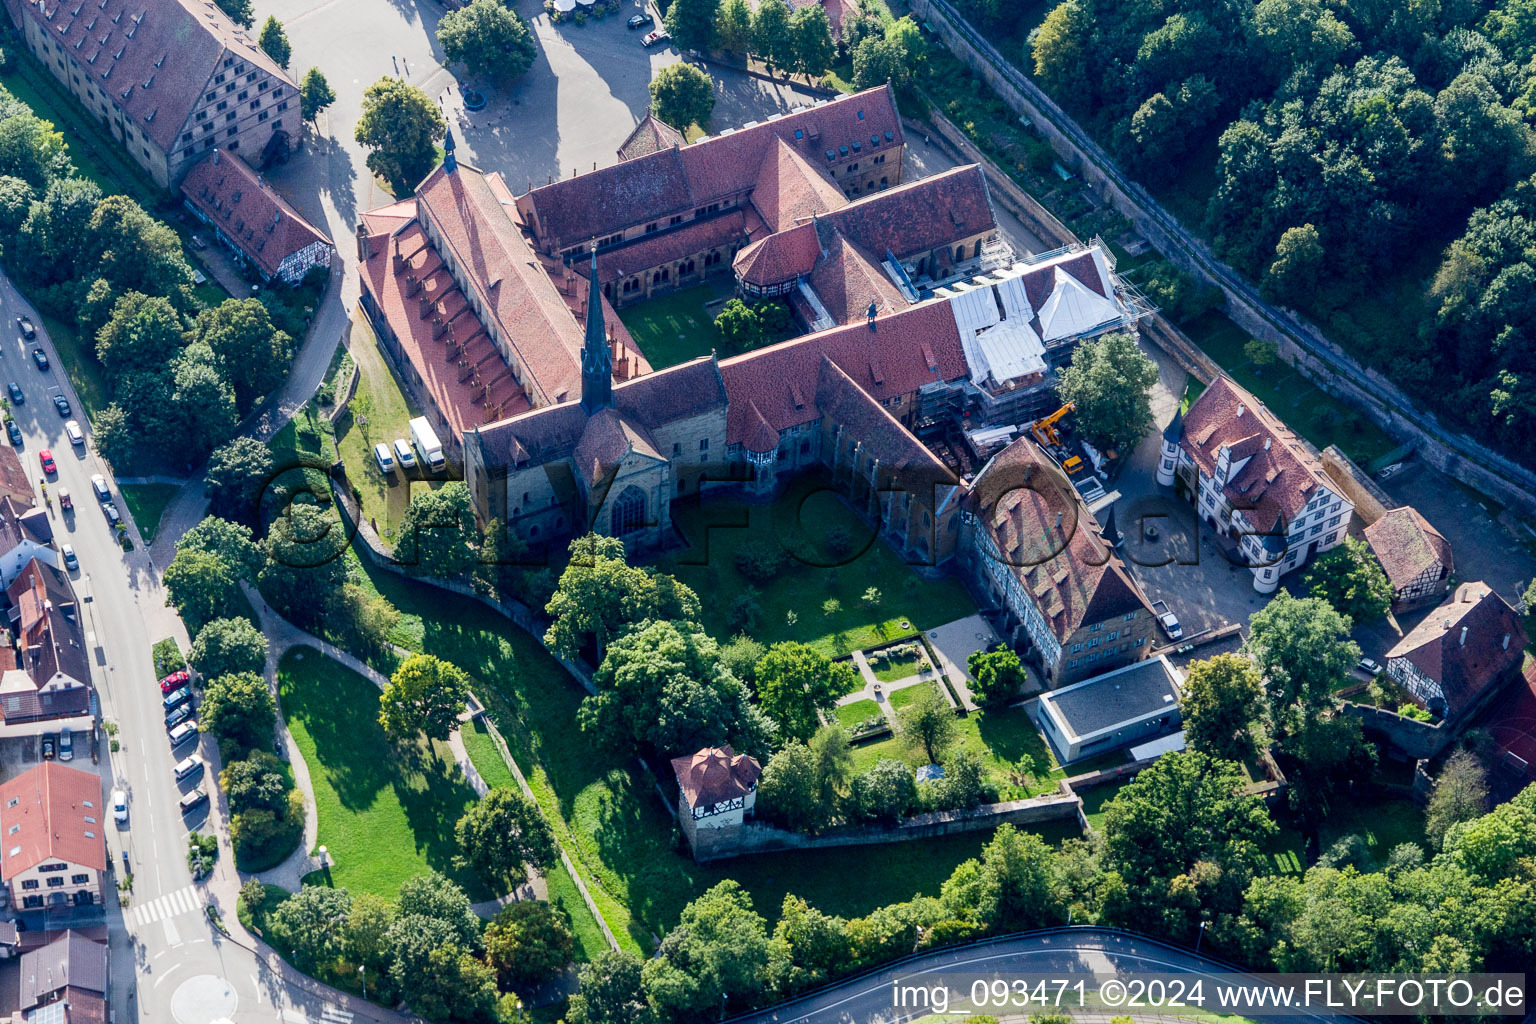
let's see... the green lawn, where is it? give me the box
[36,309,110,418]
[118,483,181,543]
[888,681,939,712]
[340,545,1018,952]
[1078,778,1130,832]
[617,285,725,370]
[850,702,1065,801]
[276,648,491,901]
[656,480,977,657]
[834,698,884,732]
[870,646,927,682]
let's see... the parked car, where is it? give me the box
[40,735,55,760]
[38,449,55,475]
[627,12,654,27]
[103,502,121,527]
[7,421,21,447]
[393,438,416,470]
[8,382,22,404]
[65,420,83,447]
[163,688,194,713]
[90,473,110,502]
[179,788,208,814]
[642,29,670,46]
[160,670,191,694]
[15,316,35,340]
[373,442,395,473]
[1358,657,1384,677]
[52,394,69,417]
[174,752,205,781]
[31,348,48,371]
[59,729,72,761]
[112,788,128,823]
[169,720,198,747]
[60,544,77,571]
[58,487,71,511]
[165,703,194,730]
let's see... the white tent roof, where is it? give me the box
[947,280,1047,389]
[1037,266,1124,342]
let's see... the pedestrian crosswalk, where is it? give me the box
[129,884,199,926]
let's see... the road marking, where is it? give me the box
[131,884,199,926]
[321,1009,354,1023]
[280,1010,308,1024]
[163,915,181,948]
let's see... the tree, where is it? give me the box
[1304,537,1393,624]
[714,0,754,55]
[333,582,402,654]
[897,684,956,764]
[581,619,771,757]
[270,885,353,970]
[1031,0,1091,90]
[544,534,700,661]
[1262,224,1325,305]
[454,786,557,890]
[258,16,291,69]
[1425,750,1489,849]
[387,915,497,1023]
[648,63,715,132]
[851,35,905,90]
[240,877,269,915]
[437,0,538,80]
[849,758,915,822]
[17,176,102,286]
[355,77,447,191]
[163,548,241,632]
[190,617,268,680]
[1443,785,1536,882]
[199,671,277,750]
[766,894,850,995]
[95,291,182,375]
[789,5,835,81]
[0,176,35,238]
[180,515,264,575]
[752,0,795,72]
[566,950,655,1024]
[1053,333,1159,452]
[808,723,852,808]
[936,747,988,810]
[343,891,396,972]
[940,824,1057,930]
[1243,592,1359,733]
[85,194,190,298]
[484,901,574,990]
[753,641,856,742]
[714,299,765,351]
[394,482,478,576]
[966,648,1026,706]
[220,751,289,813]
[214,0,254,27]
[190,299,293,412]
[0,110,69,192]
[662,0,720,51]
[205,437,277,526]
[642,881,768,1020]
[1282,708,1376,816]
[259,504,350,627]
[1181,653,1268,763]
[758,742,821,830]
[379,654,471,743]
[397,871,483,947]
[299,68,336,124]
[171,343,239,458]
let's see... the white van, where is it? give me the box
[373,442,395,474]
[174,752,205,781]
[393,438,417,470]
[168,720,198,747]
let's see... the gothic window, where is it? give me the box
[611,486,646,536]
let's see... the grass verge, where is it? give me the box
[119,482,181,543]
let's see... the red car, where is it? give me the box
[159,670,191,695]
[38,449,55,475]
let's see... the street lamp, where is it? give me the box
[720,992,727,1022]
[1194,919,1208,955]
[358,964,366,1001]
[913,924,924,954]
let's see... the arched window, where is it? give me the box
[611,485,647,536]
[975,240,983,258]
[955,246,964,262]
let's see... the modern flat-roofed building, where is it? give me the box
[1036,655,1184,763]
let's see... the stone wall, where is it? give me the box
[691,793,1082,862]
[1344,703,1453,761]
[1320,446,1393,526]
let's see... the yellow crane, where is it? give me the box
[1030,402,1075,448]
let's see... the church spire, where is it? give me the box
[580,243,612,414]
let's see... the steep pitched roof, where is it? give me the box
[20,932,108,1008]
[4,559,87,689]
[1036,265,1124,341]
[0,445,34,508]
[967,436,1153,642]
[749,137,847,232]
[1364,506,1453,591]
[14,0,293,153]
[670,745,761,808]
[0,763,107,875]
[616,113,684,161]
[803,230,906,324]
[180,149,333,277]
[1387,581,1527,716]
[584,210,754,287]
[572,408,663,486]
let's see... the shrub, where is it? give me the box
[153,637,187,677]
[734,541,785,584]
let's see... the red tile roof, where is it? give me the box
[719,299,964,448]
[805,230,906,323]
[15,0,292,153]
[616,113,684,161]
[585,211,753,287]
[1387,581,1527,716]
[1364,507,1453,591]
[0,763,107,874]
[517,86,903,251]
[968,436,1152,642]
[732,221,819,288]
[814,357,955,507]
[181,149,332,278]
[1178,376,1333,529]
[671,745,760,808]
[0,444,33,508]
[749,137,847,232]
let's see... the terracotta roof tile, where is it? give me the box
[616,112,684,161]
[749,137,847,232]
[804,231,906,323]
[180,149,332,278]
[584,211,753,286]
[670,745,760,807]
[1364,507,1453,591]
[1387,581,1527,715]
[0,763,106,874]
[814,357,955,505]
[0,445,34,508]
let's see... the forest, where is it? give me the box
[964,0,1536,467]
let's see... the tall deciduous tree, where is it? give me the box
[394,482,478,576]
[300,69,337,123]
[648,63,715,132]
[270,885,352,970]
[189,298,293,412]
[258,16,292,69]
[714,0,754,55]
[379,655,471,743]
[1303,536,1394,624]
[544,534,700,661]
[85,194,191,298]
[752,0,795,72]
[663,0,720,51]
[897,684,957,764]
[163,548,242,632]
[1426,750,1490,848]
[1262,224,1326,305]
[642,881,769,1020]
[966,647,1026,706]
[566,950,655,1024]
[940,823,1058,930]
[752,641,856,742]
[789,5,835,81]
[1243,592,1359,733]
[758,741,822,830]
[484,901,575,990]
[214,0,254,27]
[437,0,538,79]
[198,671,278,750]
[453,786,557,890]
[1181,653,1269,763]
[190,617,268,680]
[355,78,447,191]
[1053,332,1160,452]
[205,437,277,526]
[95,291,182,375]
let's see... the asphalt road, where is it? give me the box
[727,928,1364,1024]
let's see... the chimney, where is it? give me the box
[417,295,430,319]
[1236,404,1245,417]
[1503,634,1511,650]
[1264,437,1271,450]
[392,234,403,272]
[212,149,220,165]
[1459,626,1467,647]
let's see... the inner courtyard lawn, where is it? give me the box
[850,703,1068,800]
[616,285,725,370]
[277,648,490,901]
[657,480,978,657]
